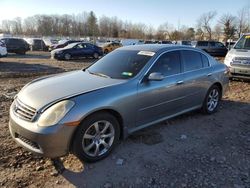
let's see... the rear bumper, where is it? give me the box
[9,107,77,158]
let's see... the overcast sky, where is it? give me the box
[0,0,249,28]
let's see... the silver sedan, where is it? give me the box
[9,45,229,162]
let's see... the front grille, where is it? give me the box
[231,57,250,67]
[16,133,40,150]
[13,99,36,122]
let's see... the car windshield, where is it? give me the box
[87,50,154,79]
[234,35,250,50]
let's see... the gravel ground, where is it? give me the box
[0,52,249,188]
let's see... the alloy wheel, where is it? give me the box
[82,120,115,157]
[207,88,219,112]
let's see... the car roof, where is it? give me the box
[119,44,192,53]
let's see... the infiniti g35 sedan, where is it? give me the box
[9,45,229,162]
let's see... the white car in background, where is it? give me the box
[224,33,250,79]
[0,40,7,57]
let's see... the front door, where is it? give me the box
[136,51,186,126]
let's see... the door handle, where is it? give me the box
[176,80,184,85]
[207,73,212,77]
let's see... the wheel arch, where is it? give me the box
[212,82,223,99]
[69,108,124,152]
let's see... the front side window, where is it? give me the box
[215,42,225,48]
[150,51,181,76]
[182,50,203,72]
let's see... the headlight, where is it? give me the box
[38,100,75,127]
[224,53,234,66]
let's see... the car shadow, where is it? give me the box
[57,99,250,187]
[0,61,64,77]
[5,52,51,59]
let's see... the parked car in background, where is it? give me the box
[49,40,82,51]
[101,42,122,54]
[0,40,7,57]
[120,39,144,46]
[10,45,229,162]
[158,40,173,44]
[51,42,103,60]
[224,33,250,79]
[43,38,59,50]
[225,41,237,50]
[176,40,192,46]
[1,38,29,55]
[25,38,47,51]
[194,41,228,57]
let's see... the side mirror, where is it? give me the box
[148,72,164,81]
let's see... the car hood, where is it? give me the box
[228,48,250,57]
[17,70,126,111]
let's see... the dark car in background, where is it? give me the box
[49,40,82,51]
[176,40,192,46]
[25,38,47,51]
[158,40,173,44]
[51,42,103,60]
[1,38,29,55]
[194,41,228,57]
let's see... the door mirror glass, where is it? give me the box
[148,72,164,81]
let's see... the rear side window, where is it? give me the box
[197,41,208,46]
[182,50,203,72]
[150,51,181,76]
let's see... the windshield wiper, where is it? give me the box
[87,70,111,78]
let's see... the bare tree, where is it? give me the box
[213,24,222,41]
[1,20,12,33]
[236,7,249,37]
[197,11,217,40]
[219,14,236,42]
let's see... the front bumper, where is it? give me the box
[9,108,77,158]
[229,66,250,79]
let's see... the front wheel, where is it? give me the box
[93,52,99,59]
[72,112,120,162]
[202,85,221,114]
[64,53,71,60]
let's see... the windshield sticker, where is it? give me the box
[122,72,133,76]
[138,51,155,56]
[245,35,250,39]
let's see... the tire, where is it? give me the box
[93,52,99,59]
[64,53,71,60]
[72,112,120,162]
[202,85,221,114]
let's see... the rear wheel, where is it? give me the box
[64,53,71,60]
[93,52,99,59]
[202,85,221,114]
[72,112,120,162]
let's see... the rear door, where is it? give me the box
[180,50,213,108]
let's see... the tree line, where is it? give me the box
[0,8,249,42]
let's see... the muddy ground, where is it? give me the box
[0,52,249,188]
